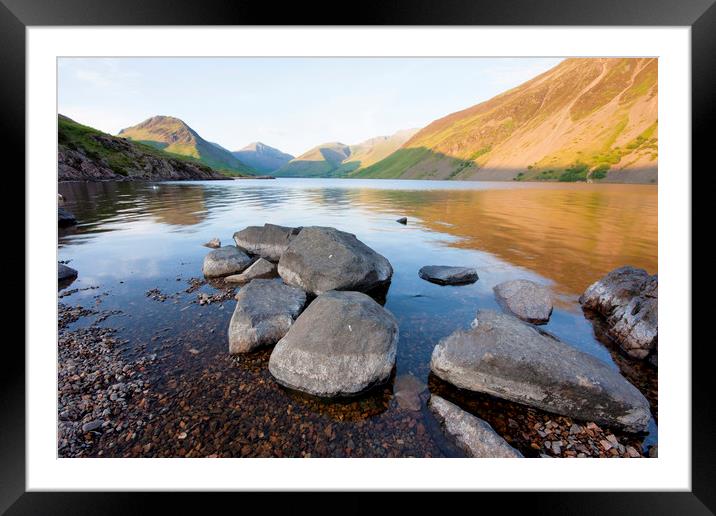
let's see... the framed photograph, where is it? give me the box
[6,0,709,512]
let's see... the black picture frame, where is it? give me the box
[3,0,708,513]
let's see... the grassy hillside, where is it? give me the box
[354,58,657,183]
[118,116,255,175]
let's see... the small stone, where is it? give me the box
[203,237,221,249]
[81,420,103,433]
[396,217,407,224]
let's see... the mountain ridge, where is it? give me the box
[233,142,294,173]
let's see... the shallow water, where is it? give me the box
[58,178,658,458]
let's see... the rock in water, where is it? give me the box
[493,279,553,324]
[228,279,307,354]
[393,374,426,411]
[430,310,651,432]
[233,224,302,262]
[579,266,657,360]
[203,237,221,249]
[58,263,78,281]
[277,227,393,296]
[202,246,253,278]
[58,207,77,227]
[268,290,399,397]
[428,395,523,458]
[396,217,408,224]
[418,265,478,285]
[225,257,277,284]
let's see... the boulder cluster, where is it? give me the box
[199,223,657,457]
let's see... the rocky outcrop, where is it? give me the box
[277,227,393,296]
[429,395,523,458]
[202,246,253,278]
[58,207,77,227]
[268,290,399,397]
[228,279,307,354]
[225,258,277,284]
[430,310,651,432]
[233,224,301,262]
[418,265,478,285]
[579,266,657,360]
[494,279,553,324]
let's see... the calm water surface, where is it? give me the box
[58,178,658,457]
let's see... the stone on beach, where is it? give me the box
[203,237,221,248]
[430,310,651,432]
[277,226,393,296]
[428,395,523,458]
[493,279,553,324]
[225,257,277,284]
[202,246,253,278]
[228,279,307,354]
[233,223,302,262]
[58,207,77,227]
[268,290,399,397]
[579,266,657,360]
[418,265,478,285]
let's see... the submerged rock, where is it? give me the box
[579,266,657,360]
[58,207,77,227]
[429,395,523,458]
[225,257,277,284]
[277,226,393,296]
[268,290,399,397]
[418,265,478,285]
[203,237,221,249]
[202,246,253,278]
[228,279,306,354]
[494,279,553,324]
[233,224,301,262]
[393,374,426,411]
[430,310,651,432]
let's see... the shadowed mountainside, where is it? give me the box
[232,142,294,173]
[118,115,254,175]
[355,58,657,183]
[58,115,232,182]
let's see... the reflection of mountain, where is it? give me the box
[354,185,657,297]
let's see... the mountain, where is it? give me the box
[118,115,254,175]
[355,58,657,183]
[58,115,231,181]
[275,129,419,178]
[232,142,294,173]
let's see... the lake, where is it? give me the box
[58,178,658,458]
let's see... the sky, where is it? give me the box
[58,57,564,157]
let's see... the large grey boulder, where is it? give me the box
[233,224,301,262]
[277,227,393,296]
[579,266,657,360]
[202,246,253,278]
[430,310,651,433]
[58,263,78,281]
[418,266,478,285]
[228,279,307,354]
[494,279,553,324]
[268,290,399,397]
[225,257,277,284]
[429,395,523,458]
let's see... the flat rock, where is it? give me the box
[579,266,657,360]
[225,257,277,284]
[233,223,301,262]
[58,263,78,281]
[58,207,77,227]
[278,226,393,296]
[430,310,651,432]
[418,265,478,285]
[228,279,307,354]
[429,395,523,458]
[268,290,399,397]
[203,237,221,248]
[202,246,253,278]
[494,279,553,324]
